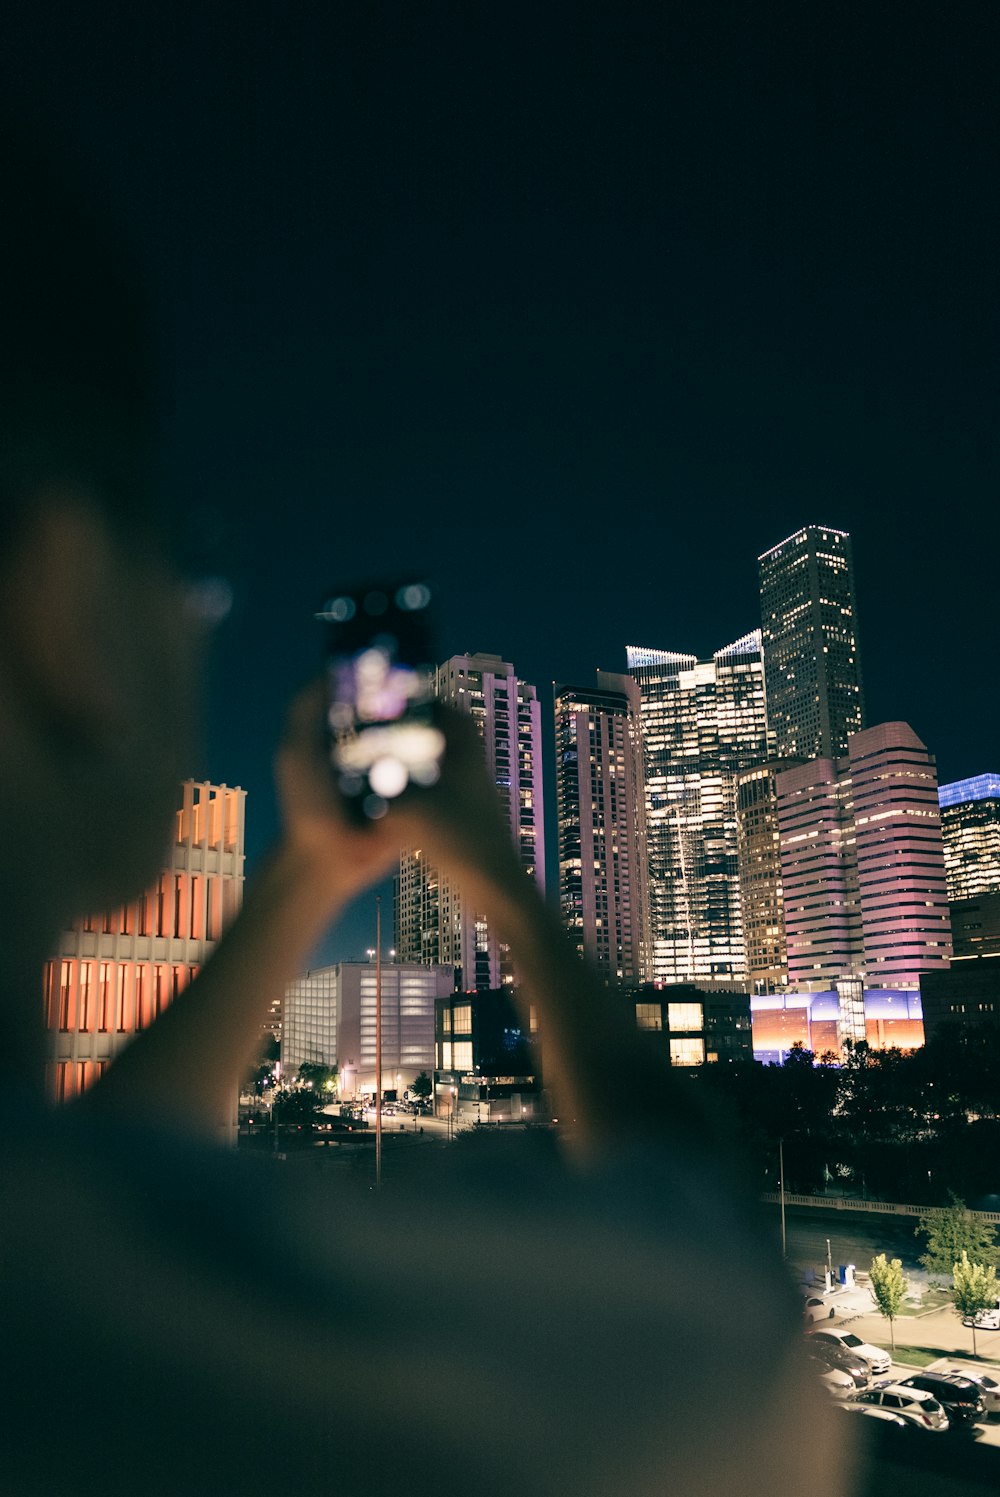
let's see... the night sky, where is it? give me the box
[6,3,998,962]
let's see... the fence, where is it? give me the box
[761,1192,1000,1224]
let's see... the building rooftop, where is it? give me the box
[939,774,1000,808]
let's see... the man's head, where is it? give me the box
[0,120,197,933]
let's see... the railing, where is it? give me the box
[761,1192,1000,1224]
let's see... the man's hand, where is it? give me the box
[274,679,404,904]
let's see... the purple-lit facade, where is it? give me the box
[777,722,952,992]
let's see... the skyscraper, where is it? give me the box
[626,631,770,985]
[758,525,863,760]
[554,671,652,984]
[777,722,952,991]
[395,652,544,989]
[735,759,802,992]
[938,774,1000,902]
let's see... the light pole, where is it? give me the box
[375,897,382,1190]
[826,1237,833,1288]
[779,1138,787,1259]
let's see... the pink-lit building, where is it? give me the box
[777,722,952,994]
[45,780,246,1102]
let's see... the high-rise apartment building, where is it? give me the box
[46,780,246,1104]
[939,775,1000,902]
[396,652,544,989]
[554,672,652,984]
[777,722,952,991]
[735,760,802,992]
[759,525,863,760]
[626,632,770,984]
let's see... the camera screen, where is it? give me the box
[320,582,444,814]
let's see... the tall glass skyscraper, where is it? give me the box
[395,652,544,989]
[626,632,769,985]
[758,524,863,760]
[554,672,652,985]
[939,775,1000,902]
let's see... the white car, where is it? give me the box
[801,1293,837,1324]
[962,1306,1000,1331]
[837,1404,909,1429]
[808,1328,891,1377]
[807,1356,855,1399]
[849,1383,949,1432]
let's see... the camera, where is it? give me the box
[318,579,444,821]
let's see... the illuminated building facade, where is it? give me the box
[433,988,543,1123]
[751,990,925,1063]
[735,760,802,992]
[554,672,652,984]
[396,652,544,989]
[46,780,246,1102]
[283,960,455,1097]
[630,985,753,1065]
[777,722,952,993]
[758,525,863,760]
[626,632,770,984]
[939,774,1000,902]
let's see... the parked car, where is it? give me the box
[806,1351,855,1399]
[800,1292,837,1324]
[896,1373,986,1429]
[807,1339,870,1388]
[962,1306,1000,1331]
[808,1328,891,1378]
[849,1383,949,1432]
[837,1404,909,1430]
[942,1367,1000,1417]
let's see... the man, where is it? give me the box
[0,125,849,1494]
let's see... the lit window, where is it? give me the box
[453,1042,473,1071]
[635,1002,662,1030]
[667,1001,704,1031]
[452,1004,473,1035]
[670,1037,705,1067]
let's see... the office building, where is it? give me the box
[626,631,770,985]
[554,672,652,984]
[950,892,1000,960]
[282,960,455,1097]
[777,722,952,993]
[758,525,863,760]
[630,985,753,1066]
[46,780,246,1105]
[396,652,544,989]
[433,988,543,1122]
[920,960,1000,1041]
[939,774,1000,902]
[735,760,802,992]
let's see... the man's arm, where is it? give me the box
[83,682,401,1133]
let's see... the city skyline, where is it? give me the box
[7,9,995,973]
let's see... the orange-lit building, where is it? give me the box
[45,780,246,1102]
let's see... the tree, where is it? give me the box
[915,1192,998,1278]
[869,1254,908,1351]
[410,1071,432,1101]
[952,1251,999,1358]
[296,1061,338,1098]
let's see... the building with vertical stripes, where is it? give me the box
[554,671,652,984]
[45,780,246,1103]
[777,723,951,993]
[395,652,544,989]
[758,524,863,761]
